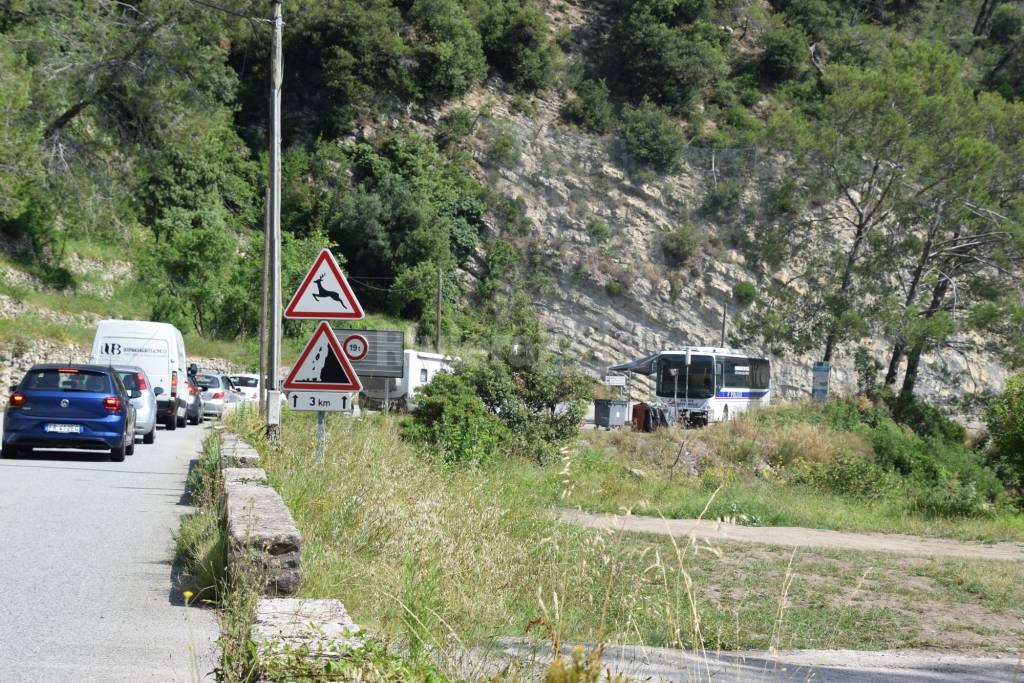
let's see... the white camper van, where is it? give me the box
[90,320,191,430]
[359,350,452,410]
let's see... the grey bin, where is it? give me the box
[593,399,628,428]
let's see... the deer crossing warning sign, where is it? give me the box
[283,322,363,393]
[284,249,365,320]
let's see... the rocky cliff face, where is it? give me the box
[419,86,1009,422]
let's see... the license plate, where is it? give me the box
[45,423,82,434]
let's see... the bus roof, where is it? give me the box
[609,348,769,375]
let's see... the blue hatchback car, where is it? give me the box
[2,364,138,462]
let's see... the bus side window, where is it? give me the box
[715,362,723,389]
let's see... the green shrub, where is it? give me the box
[888,394,966,444]
[732,281,757,306]
[587,218,611,242]
[985,372,1024,498]
[435,107,477,149]
[868,420,929,475]
[479,0,558,90]
[564,78,616,134]
[758,20,809,84]
[764,177,805,218]
[852,346,882,398]
[621,99,685,171]
[909,474,994,519]
[410,0,488,98]
[609,3,727,112]
[489,133,520,165]
[793,452,901,500]
[779,0,840,41]
[605,279,625,297]
[409,340,590,465]
[989,3,1024,44]
[700,179,743,218]
[405,371,510,465]
[661,224,703,265]
[753,400,1005,517]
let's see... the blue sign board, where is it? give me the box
[812,361,830,404]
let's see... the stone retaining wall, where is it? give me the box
[217,430,301,596]
[216,428,364,671]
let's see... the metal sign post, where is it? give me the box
[316,411,327,464]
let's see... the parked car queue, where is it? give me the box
[1,319,256,462]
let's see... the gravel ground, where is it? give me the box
[560,509,1024,561]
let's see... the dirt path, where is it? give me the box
[560,509,1024,561]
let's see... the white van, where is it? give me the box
[90,320,191,431]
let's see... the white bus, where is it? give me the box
[611,347,771,426]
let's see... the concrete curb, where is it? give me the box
[216,428,365,673]
[217,432,300,596]
[252,598,365,668]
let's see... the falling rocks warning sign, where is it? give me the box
[283,322,362,392]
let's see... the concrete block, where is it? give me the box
[224,480,301,595]
[220,433,261,468]
[222,467,267,486]
[252,598,363,664]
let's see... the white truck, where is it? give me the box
[89,320,191,430]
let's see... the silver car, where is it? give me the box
[112,365,158,444]
[195,373,243,417]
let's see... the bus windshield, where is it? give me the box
[656,355,716,399]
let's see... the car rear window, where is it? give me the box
[197,375,221,389]
[231,376,258,388]
[118,372,139,390]
[24,369,111,393]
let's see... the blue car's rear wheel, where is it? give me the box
[110,438,126,462]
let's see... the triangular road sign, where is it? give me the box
[284,249,365,320]
[283,322,362,392]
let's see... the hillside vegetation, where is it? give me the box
[1,0,1021,406]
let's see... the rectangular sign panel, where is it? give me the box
[334,328,406,378]
[286,391,354,412]
[811,361,830,404]
[604,375,627,387]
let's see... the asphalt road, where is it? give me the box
[0,418,219,682]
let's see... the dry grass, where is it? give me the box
[586,404,872,474]
[224,407,1024,668]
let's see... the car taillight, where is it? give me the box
[103,396,123,412]
[189,384,197,395]
[212,392,224,400]
[10,392,26,408]
[136,372,148,390]
[170,371,178,398]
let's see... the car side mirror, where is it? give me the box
[128,388,142,399]
[189,363,198,376]
[153,386,164,396]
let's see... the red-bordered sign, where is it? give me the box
[282,322,362,392]
[284,249,365,320]
[343,334,368,361]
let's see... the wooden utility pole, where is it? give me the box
[435,266,442,354]
[266,0,284,442]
